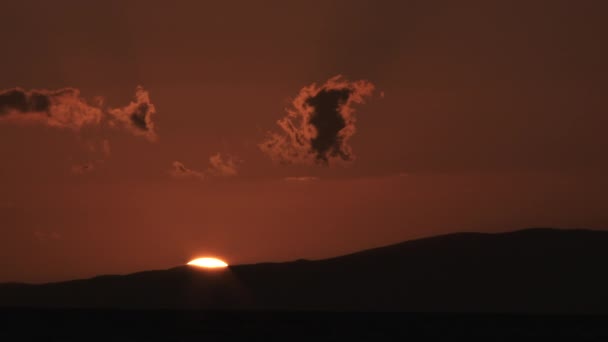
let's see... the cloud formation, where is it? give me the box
[108,86,157,142]
[170,161,205,181]
[0,88,103,129]
[0,86,157,141]
[260,75,374,165]
[171,153,240,181]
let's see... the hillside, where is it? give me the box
[2,228,608,313]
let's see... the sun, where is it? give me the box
[187,257,228,268]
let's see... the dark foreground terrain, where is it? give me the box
[2,228,608,313]
[1,309,608,340]
[3,228,608,339]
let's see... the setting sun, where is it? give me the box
[187,257,228,268]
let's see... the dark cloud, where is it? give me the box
[260,75,374,166]
[307,88,352,163]
[0,86,157,175]
[0,89,29,114]
[130,103,150,131]
[29,93,52,112]
[0,88,62,114]
[0,86,157,141]
[0,87,103,129]
[108,86,157,141]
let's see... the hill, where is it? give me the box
[2,228,608,313]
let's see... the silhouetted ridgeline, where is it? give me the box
[2,228,608,313]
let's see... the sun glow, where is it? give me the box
[187,257,228,268]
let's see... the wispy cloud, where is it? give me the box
[0,86,158,141]
[170,153,241,181]
[169,161,205,181]
[207,153,239,177]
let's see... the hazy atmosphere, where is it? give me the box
[1,0,607,283]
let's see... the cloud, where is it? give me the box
[170,153,240,181]
[0,86,157,141]
[207,153,238,177]
[284,176,320,182]
[170,161,205,181]
[108,86,158,142]
[0,87,103,129]
[260,75,374,166]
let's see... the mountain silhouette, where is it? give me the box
[2,228,608,313]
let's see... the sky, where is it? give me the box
[1,0,607,283]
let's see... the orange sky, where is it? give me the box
[1,0,607,282]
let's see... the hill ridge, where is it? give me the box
[2,227,608,313]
